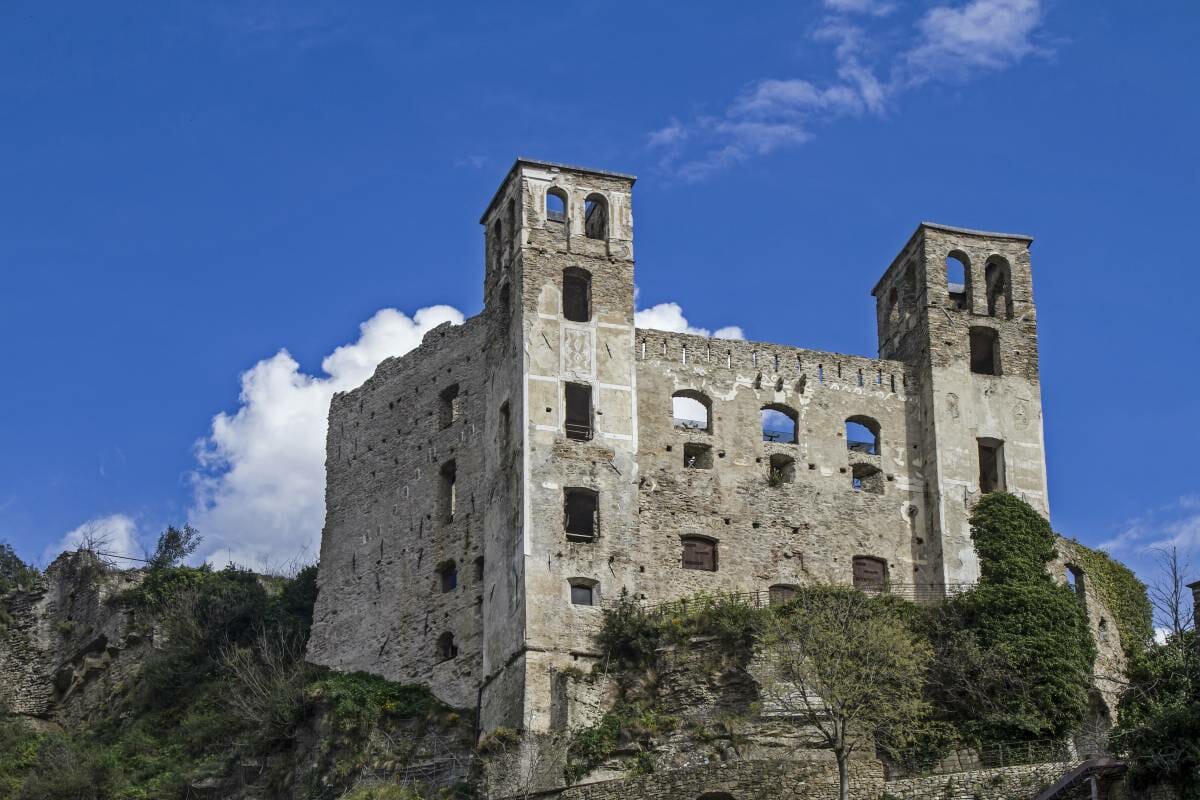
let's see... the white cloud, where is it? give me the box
[635,302,745,340]
[652,0,1047,180]
[188,305,463,570]
[45,514,142,566]
[903,0,1043,84]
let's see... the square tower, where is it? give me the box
[477,160,639,733]
[872,223,1048,586]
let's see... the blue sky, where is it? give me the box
[1,2,1197,588]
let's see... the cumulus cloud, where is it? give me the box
[651,0,1048,180]
[44,514,142,566]
[188,305,463,569]
[635,302,745,340]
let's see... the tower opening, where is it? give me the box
[969,327,1001,375]
[584,193,607,240]
[946,252,969,309]
[564,488,598,542]
[564,382,592,441]
[977,438,1005,494]
[562,267,592,322]
[546,188,567,224]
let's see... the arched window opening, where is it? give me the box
[439,383,461,429]
[562,267,592,322]
[584,193,608,240]
[946,252,969,309]
[1098,617,1109,642]
[681,536,717,572]
[887,286,900,324]
[761,404,798,444]
[546,188,567,224]
[851,463,884,495]
[440,460,457,522]
[977,437,1005,494]
[437,632,458,661]
[1066,564,1086,603]
[852,556,888,592]
[491,218,504,264]
[768,453,795,485]
[768,584,797,605]
[969,327,1001,375]
[564,488,598,542]
[564,382,593,441]
[437,560,458,593]
[672,390,711,432]
[845,416,880,455]
[569,578,598,606]
[985,258,1012,318]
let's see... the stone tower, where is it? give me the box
[872,223,1049,586]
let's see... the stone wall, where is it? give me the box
[0,550,148,725]
[882,761,1077,800]
[558,759,884,800]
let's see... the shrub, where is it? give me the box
[971,493,1058,585]
[597,591,662,669]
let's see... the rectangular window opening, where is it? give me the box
[439,384,461,429]
[683,442,713,469]
[977,439,1005,494]
[440,460,457,522]
[564,382,593,441]
[564,489,598,542]
[969,327,1001,376]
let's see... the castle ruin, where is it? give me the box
[306,158,1050,737]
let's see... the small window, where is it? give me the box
[851,463,884,495]
[563,267,592,322]
[546,188,567,224]
[1066,564,1086,602]
[440,460,457,522]
[569,579,597,606]
[437,560,458,593]
[564,488,598,542]
[946,252,969,308]
[474,555,484,582]
[439,384,460,429]
[768,453,795,485]
[977,438,1005,494]
[565,382,593,441]
[761,404,798,444]
[852,556,887,591]
[498,401,511,449]
[887,286,900,324]
[683,442,713,469]
[845,416,880,455]
[969,327,1001,375]
[985,258,1012,318]
[672,390,711,432]
[681,536,717,571]
[498,282,511,319]
[437,632,458,661]
[584,193,607,240]
[769,584,797,605]
[491,218,504,264]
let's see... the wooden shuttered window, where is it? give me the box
[852,556,887,590]
[681,537,717,571]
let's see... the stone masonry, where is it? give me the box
[306,159,1054,737]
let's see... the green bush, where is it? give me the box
[597,591,663,669]
[971,493,1059,585]
[15,734,125,800]
[0,542,38,594]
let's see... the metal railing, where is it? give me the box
[564,422,593,441]
[612,582,977,614]
[762,429,796,443]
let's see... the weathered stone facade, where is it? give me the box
[306,159,1054,737]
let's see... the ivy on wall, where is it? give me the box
[1058,537,1153,658]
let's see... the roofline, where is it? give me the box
[871,221,1035,295]
[479,158,637,223]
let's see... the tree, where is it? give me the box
[758,585,933,800]
[0,542,38,593]
[1149,545,1195,639]
[148,525,202,570]
[940,493,1096,743]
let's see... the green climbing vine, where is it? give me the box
[1060,537,1153,657]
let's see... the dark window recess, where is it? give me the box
[852,556,888,591]
[498,283,511,319]
[570,583,595,606]
[564,488,598,542]
[440,460,457,521]
[769,584,798,604]
[851,463,884,495]
[546,188,567,223]
[584,194,607,240]
[969,327,1001,375]
[438,562,457,593]
[977,438,1005,494]
[437,632,458,661]
[985,259,1011,318]
[498,401,511,449]
[562,267,592,322]
[474,556,484,582]
[681,537,717,571]
[565,382,593,441]
[768,453,795,485]
[684,442,713,469]
[439,384,461,429]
